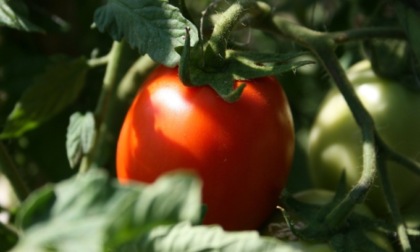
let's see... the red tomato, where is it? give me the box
[116,66,294,230]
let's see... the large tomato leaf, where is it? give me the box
[11,170,202,251]
[0,0,43,32]
[10,169,316,252]
[65,112,96,168]
[94,0,199,67]
[117,221,304,252]
[0,57,89,139]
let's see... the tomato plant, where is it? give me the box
[116,66,295,230]
[3,0,420,250]
[308,60,420,216]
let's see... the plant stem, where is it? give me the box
[87,52,156,171]
[116,55,157,103]
[80,41,131,172]
[205,3,244,67]
[315,45,377,228]
[87,55,109,68]
[274,20,378,228]
[377,154,412,252]
[204,0,255,68]
[377,135,420,176]
[0,142,30,201]
[106,55,157,142]
[94,41,127,121]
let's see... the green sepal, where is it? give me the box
[177,43,313,103]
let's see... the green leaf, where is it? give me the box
[105,171,203,248]
[119,221,310,252]
[66,112,96,168]
[94,0,199,67]
[0,57,89,139]
[11,170,202,252]
[183,49,313,102]
[0,0,43,32]
[10,169,332,251]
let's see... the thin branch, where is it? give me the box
[87,55,109,68]
[273,20,378,229]
[377,134,420,176]
[80,41,128,172]
[88,53,157,171]
[377,154,412,252]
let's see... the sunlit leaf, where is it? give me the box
[94,0,199,67]
[119,222,316,252]
[66,112,96,168]
[12,170,202,252]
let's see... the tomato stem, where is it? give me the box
[203,0,256,69]
[81,41,134,172]
[87,55,109,68]
[272,19,379,231]
[377,135,420,176]
[204,2,245,68]
[271,18,420,250]
[116,55,157,105]
[377,153,413,252]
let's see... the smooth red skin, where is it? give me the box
[116,66,294,230]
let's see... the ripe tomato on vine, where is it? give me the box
[116,66,295,230]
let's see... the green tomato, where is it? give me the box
[308,60,420,216]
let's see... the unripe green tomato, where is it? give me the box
[308,60,420,216]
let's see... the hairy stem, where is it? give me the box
[274,20,377,228]
[204,0,256,68]
[377,154,412,252]
[205,2,245,66]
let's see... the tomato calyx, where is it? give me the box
[176,1,313,102]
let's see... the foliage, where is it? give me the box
[10,169,304,252]
[1,0,420,251]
